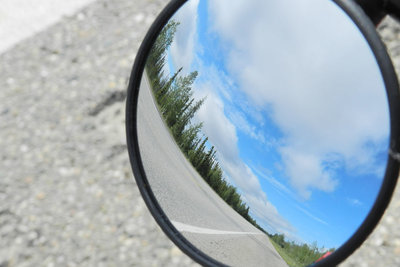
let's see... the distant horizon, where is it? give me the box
[165,0,389,249]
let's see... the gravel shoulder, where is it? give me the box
[0,0,196,266]
[0,0,399,266]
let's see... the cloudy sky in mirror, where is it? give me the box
[167,0,389,249]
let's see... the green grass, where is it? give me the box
[269,238,301,267]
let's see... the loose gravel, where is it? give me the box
[0,0,399,266]
[0,0,196,266]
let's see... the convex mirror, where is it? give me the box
[126,0,400,266]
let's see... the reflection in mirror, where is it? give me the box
[136,0,390,266]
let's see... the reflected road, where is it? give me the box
[137,74,287,267]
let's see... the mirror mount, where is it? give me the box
[385,0,400,22]
[355,0,400,24]
[355,0,386,25]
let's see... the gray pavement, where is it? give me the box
[0,0,400,266]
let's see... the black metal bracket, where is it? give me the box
[355,0,400,24]
[385,0,400,22]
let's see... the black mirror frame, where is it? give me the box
[125,0,400,266]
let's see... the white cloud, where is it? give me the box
[196,88,239,162]
[252,164,330,226]
[193,63,270,147]
[228,110,266,144]
[195,82,295,236]
[170,0,200,75]
[244,192,296,237]
[294,204,329,226]
[347,198,363,207]
[279,147,338,199]
[196,63,234,102]
[208,0,389,199]
[251,164,297,200]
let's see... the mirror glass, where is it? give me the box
[136,0,390,266]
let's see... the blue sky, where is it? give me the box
[166,0,390,249]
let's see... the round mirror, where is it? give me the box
[126,0,400,266]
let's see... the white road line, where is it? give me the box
[171,221,263,235]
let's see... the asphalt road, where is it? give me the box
[136,74,288,267]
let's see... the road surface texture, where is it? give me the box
[0,0,399,266]
[137,74,287,267]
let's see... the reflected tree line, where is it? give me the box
[145,20,334,267]
[145,20,264,232]
[270,233,334,266]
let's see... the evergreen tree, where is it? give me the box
[146,20,180,92]
[144,19,267,236]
